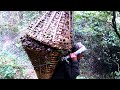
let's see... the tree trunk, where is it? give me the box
[112,11,120,39]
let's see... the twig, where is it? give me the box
[112,60,120,72]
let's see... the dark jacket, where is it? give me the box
[51,58,80,79]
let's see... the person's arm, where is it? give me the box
[64,53,80,79]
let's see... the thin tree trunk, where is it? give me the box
[112,11,120,39]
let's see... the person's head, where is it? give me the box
[71,42,86,60]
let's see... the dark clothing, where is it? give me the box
[51,59,80,79]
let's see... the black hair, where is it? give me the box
[71,44,80,53]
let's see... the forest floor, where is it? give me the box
[0,30,38,79]
[0,28,113,79]
[0,30,110,79]
[78,58,111,79]
[0,33,106,79]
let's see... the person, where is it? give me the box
[51,42,86,79]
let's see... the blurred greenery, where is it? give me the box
[73,11,120,79]
[0,11,120,79]
[0,11,39,79]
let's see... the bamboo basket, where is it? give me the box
[21,11,73,79]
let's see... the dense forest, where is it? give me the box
[0,11,120,79]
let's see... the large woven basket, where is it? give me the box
[21,11,73,79]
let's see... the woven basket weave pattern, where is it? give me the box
[21,35,62,79]
[26,11,72,50]
[21,11,72,79]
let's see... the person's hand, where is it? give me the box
[77,53,84,60]
[70,53,77,61]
